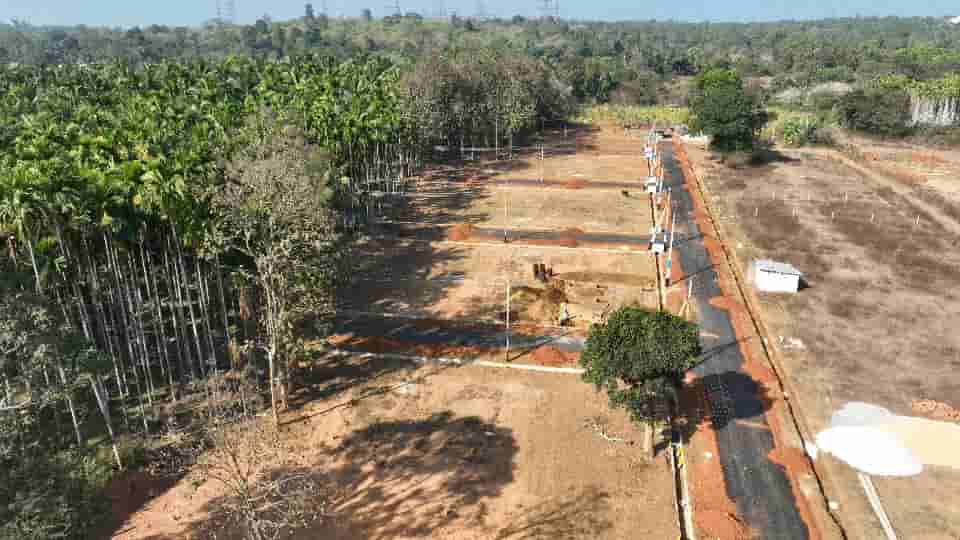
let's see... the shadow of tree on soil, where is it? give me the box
[493,486,612,539]
[672,370,777,447]
[288,349,422,411]
[165,411,520,540]
[100,470,184,539]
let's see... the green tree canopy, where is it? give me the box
[838,87,913,137]
[580,307,701,423]
[689,68,768,152]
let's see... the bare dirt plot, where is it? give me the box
[686,141,960,540]
[483,127,653,184]
[448,187,656,234]
[343,240,659,325]
[111,355,681,540]
[835,131,960,196]
[348,125,660,331]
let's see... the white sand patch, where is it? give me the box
[816,426,922,477]
[816,401,960,476]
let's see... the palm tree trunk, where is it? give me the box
[214,255,231,366]
[57,363,84,448]
[105,234,150,434]
[144,240,177,403]
[85,235,127,398]
[172,226,205,378]
[197,258,218,371]
[128,251,157,403]
[164,235,193,381]
[23,223,42,294]
[90,375,122,469]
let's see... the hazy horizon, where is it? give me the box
[1,0,958,29]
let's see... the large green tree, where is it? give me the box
[689,68,767,152]
[580,307,701,423]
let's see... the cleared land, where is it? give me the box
[110,355,680,540]
[341,126,660,342]
[105,127,685,539]
[343,240,657,326]
[685,140,960,540]
[448,188,655,234]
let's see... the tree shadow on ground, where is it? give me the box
[168,411,519,540]
[670,370,777,450]
[492,486,613,539]
[99,470,184,539]
[286,357,455,427]
[288,349,422,411]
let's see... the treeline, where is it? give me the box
[0,51,570,538]
[5,15,960,103]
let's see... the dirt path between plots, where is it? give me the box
[802,147,960,235]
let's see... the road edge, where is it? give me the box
[673,138,849,540]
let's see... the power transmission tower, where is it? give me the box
[385,0,401,16]
[321,0,328,15]
[433,0,445,18]
[216,0,237,23]
[475,0,487,19]
[536,0,559,19]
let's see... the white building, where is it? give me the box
[753,259,802,293]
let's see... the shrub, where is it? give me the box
[838,88,912,137]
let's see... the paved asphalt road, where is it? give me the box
[661,141,809,539]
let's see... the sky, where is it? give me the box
[1,0,958,28]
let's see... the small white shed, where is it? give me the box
[754,260,802,293]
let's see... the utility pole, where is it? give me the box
[497,252,516,363]
[540,144,545,184]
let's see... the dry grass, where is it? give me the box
[688,141,960,540]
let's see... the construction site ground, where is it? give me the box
[110,354,681,540]
[683,138,960,539]
[336,126,661,364]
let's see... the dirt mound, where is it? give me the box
[447,224,476,241]
[556,229,583,247]
[512,284,569,323]
[557,236,580,248]
[565,178,587,189]
[912,399,960,422]
[531,346,575,367]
